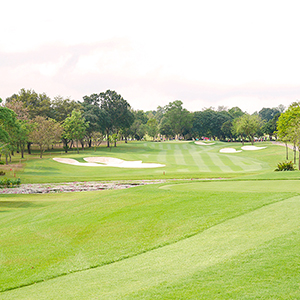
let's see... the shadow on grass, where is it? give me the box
[0,201,41,210]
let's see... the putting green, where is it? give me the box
[3,195,300,299]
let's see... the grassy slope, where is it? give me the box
[2,191,300,299]
[1,182,292,292]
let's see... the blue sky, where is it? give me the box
[1,0,300,113]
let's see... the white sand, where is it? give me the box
[195,141,215,145]
[219,148,242,153]
[53,157,165,168]
[241,146,266,151]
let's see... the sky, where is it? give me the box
[1,0,300,113]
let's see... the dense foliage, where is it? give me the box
[275,161,295,171]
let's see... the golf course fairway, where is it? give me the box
[1,141,300,299]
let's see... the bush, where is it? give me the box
[0,161,4,165]
[0,177,21,188]
[0,171,5,176]
[275,161,295,171]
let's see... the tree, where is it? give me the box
[0,107,18,164]
[5,98,29,121]
[262,113,280,141]
[6,89,54,154]
[277,103,300,163]
[51,96,82,123]
[159,116,174,139]
[134,110,148,125]
[233,114,262,145]
[214,110,232,140]
[6,89,52,119]
[129,120,147,140]
[192,109,219,139]
[0,107,15,143]
[5,99,32,158]
[163,100,192,138]
[259,107,280,122]
[29,116,63,158]
[62,110,89,154]
[277,110,294,160]
[15,120,31,159]
[221,120,234,141]
[99,90,133,147]
[81,94,108,147]
[147,118,159,140]
[228,106,245,119]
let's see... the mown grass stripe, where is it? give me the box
[5,196,300,299]
[227,154,264,172]
[207,153,234,172]
[157,148,167,163]
[200,153,222,172]
[217,154,244,171]
[187,149,210,172]
[174,145,186,166]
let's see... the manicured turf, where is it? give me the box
[12,141,297,183]
[1,141,300,298]
[1,185,299,299]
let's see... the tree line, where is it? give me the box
[0,88,286,163]
[276,101,300,169]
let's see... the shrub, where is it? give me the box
[0,171,5,176]
[0,161,4,165]
[275,161,295,171]
[0,177,21,188]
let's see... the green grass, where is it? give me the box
[1,141,300,298]
[7,140,298,183]
[1,187,299,299]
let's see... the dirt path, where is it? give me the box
[272,141,294,150]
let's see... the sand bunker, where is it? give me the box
[219,148,242,153]
[53,157,165,168]
[241,146,266,151]
[195,141,215,146]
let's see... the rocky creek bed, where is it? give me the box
[0,180,166,195]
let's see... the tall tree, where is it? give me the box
[6,89,52,119]
[62,110,89,154]
[221,120,234,141]
[233,114,262,145]
[277,102,300,162]
[147,118,159,140]
[159,116,174,139]
[5,98,29,121]
[29,116,63,158]
[0,107,18,164]
[6,89,53,154]
[99,90,133,147]
[259,107,280,122]
[262,113,280,141]
[228,106,245,119]
[51,96,82,122]
[163,100,192,138]
[192,109,220,139]
[81,94,108,147]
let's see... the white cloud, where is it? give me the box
[1,0,300,112]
